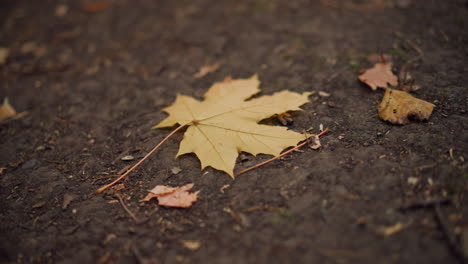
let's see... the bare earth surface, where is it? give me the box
[1,0,467,263]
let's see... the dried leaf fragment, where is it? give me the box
[277,113,293,125]
[309,135,321,150]
[378,88,434,125]
[141,183,198,208]
[55,4,68,17]
[193,63,220,78]
[399,69,422,92]
[367,54,392,64]
[83,1,111,13]
[378,222,404,236]
[20,42,47,57]
[359,63,398,90]
[180,240,201,250]
[62,193,76,210]
[32,201,46,209]
[121,155,134,161]
[0,47,9,65]
[0,98,17,121]
[318,91,331,97]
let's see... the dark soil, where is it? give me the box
[1,0,467,263]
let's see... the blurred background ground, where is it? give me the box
[0,0,467,263]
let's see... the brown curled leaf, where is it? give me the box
[378,88,435,125]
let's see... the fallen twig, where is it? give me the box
[242,205,277,212]
[399,198,467,263]
[394,32,425,95]
[132,245,155,264]
[115,194,140,223]
[96,123,189,193]
[237,128,330,176]
[434,204,468,264]
[398,198,451,211]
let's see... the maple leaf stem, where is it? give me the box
[96,123,190,194]
[236,128,330,176]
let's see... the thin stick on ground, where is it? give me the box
[96,123,189,194]
[115,194,139,223]
[237,128,330,176]
[434,203,468,264]
[395,31,424,58]
[398,198,451,211]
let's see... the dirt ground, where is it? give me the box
[1,0,467,263]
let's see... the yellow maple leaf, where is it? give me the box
[378,88,435,125]
[154,75,311,177]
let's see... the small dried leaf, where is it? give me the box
[62,194,75,209]
[358,63,398,90]
[55,4,68,17]
[157,189,199,208]
[141,185,177,201]
[141,183,198,208]
[121,155,134,161]
[309,135,321,150]
[378,222,404,236]
[32,201,46,209]
[367,54,392,64]
[318,91,331,97]
[193,63,220,78]
[0,47,9,65]
[378,88,435,125]
[0,98,17,121]
[180,240,201,250]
